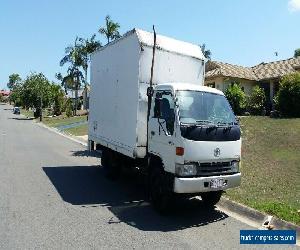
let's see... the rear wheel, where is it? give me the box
[102,149,120,180]
[201,191,222,207]
[149,166,172,214]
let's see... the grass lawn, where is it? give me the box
[42,115,87,128]
[64,124,88,136]
[226,116,300,225]
[21,108,34,118]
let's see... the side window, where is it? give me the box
[154,92,174,118]
[153,91,175,135]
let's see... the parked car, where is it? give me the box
[13,107,20,114]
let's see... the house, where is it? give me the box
[0,90,10,97]
[0,90,10,101]
[66,86,90,110]
[205,57,300,108]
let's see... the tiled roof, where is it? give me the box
[205,57,300,81]
[205,61,257,80]
[252,57,300,80]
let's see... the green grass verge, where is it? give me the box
[42,115,87,128]
[225,116,300,225]
[64,124,88,136]
[21,108,34,118]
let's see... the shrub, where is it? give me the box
[53,92,64,116]
[65,98,73,117]
[247,85,266,115]
[224,83,246,115]
[276,72,300,117]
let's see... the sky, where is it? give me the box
[1,0,300,89]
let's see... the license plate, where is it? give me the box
[210,178,226,189]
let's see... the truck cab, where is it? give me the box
[147,83,241,211]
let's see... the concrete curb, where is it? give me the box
[218,197,300,241]
[34,121,88,147]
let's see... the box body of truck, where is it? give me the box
[89,29,205,159]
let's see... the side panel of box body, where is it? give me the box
[89,33,142,158]
[139,46,204,86]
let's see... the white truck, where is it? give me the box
[88,28,241,213]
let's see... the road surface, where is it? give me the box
[0,104,297,249]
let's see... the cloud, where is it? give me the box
[288,0,300,12]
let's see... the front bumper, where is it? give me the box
[173,173,241,193]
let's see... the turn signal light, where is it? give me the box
[176,147,184,156]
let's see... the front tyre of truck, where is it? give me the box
[149,167,172,214]
[201,191,223,207]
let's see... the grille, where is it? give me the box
[196,161,233,176]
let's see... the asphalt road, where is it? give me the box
[0,104,297,250]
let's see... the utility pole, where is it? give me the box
[40,94,43,122]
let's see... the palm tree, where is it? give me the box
[200,43,212,60]
[78,35,101,109]
[59,38,84,115]
[98,15,121,44]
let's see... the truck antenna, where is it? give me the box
[146,25,156,153]
[149,25,156,88]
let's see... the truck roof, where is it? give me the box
[156,83,225,95]
[93,28,205,60]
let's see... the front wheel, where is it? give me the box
[201,191,223,207]
[149,167,172,214]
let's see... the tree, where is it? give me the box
[9,85,23,106]
[276,72,300,117]
[246,85,266,115]
[49,84,65,116]
[7,73,22,90]
[225,83,246,115]
[99,15,121,44]
[200,44,212,60]
[77,35,101,109]
[294,48,300,58]
[59,37,85,115]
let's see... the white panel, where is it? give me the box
[89,33,141,158]
[139,47,204,85]
[136,29,204,60]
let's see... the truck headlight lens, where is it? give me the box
[175,164,197,176]
[231,161,240,172]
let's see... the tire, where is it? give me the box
[102,149,120,180]
[201,191,222,207]
[149,166,172,214]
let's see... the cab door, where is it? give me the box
[148,90,176,173]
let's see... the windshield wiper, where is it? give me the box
[215,121,235,133]
[216,121,233,127]
[195,120,214,124]
[180,120,213,127]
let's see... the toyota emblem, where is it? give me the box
[214,148,221,157]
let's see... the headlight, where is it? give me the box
[231,161,240,172]
[175,164,197,176]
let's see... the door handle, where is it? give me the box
[168,141,174,145]
[151,131,155,136]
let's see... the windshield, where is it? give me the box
[177,90,236,125]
